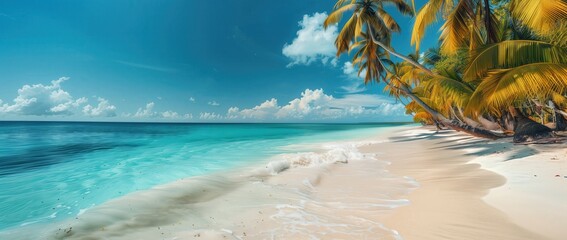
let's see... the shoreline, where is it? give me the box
[363,126,567,240]
[2,125,414,239]
[3,125,566,239]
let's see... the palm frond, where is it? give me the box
[510,0,567,35]
[377,8,401,32]
[335,14,359,55]
[411,0,444,51]
[324,4,357,28]
[542,20,567,48]
[423,73,474,108]
[361,9,390,39]
[423,47,441,66]
[464,40,567,81]
[466,63,567,115]
[381,0,415,16]
[413,111,435,124]
[333,0,357,10]
[439,0,475,54]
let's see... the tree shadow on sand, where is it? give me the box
[389,130,540,162]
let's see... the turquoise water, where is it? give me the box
[0,122,409,232]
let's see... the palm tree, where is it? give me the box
[325,0,502,139]
[324,0,435,74]
[408,0,567,142]
[458,2,567,140]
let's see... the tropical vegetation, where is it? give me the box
[325,0,567,142]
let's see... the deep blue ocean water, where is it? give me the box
[0,121,409,232]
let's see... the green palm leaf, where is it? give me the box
[439,0,475,54]
[466,63,567,115]
[382,0,415,16]
[510,0,567,35]
[324,4,357,27]
[411,0,446,51]
[464,40,567,81]
[423,73,474,108]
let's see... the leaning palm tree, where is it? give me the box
[408,0,567,141]
[325,0,502,139]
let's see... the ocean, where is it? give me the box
[0,121,414,238]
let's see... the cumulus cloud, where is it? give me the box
[239,98,280,119]
[227,89,405,121]
[83,98,117,117]
[341,62,367,93]
[134,102,157,118]
[161,111,179,119]
[189,97,195,102]
[276,89,334,118]
[208,101,220,106]
[282,12,338,67]
[0,77,88,116]
[0,77,203,120]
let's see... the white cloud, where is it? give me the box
[226,107,240,119]
[341,62,367,93]
[161,110,179,119]
[276,89,334,118]
[0,77,88,116]
[282,12,338,67]
[208,101,220,106]
[189,97,195,102]
[227,88,405,121]
[133,102,193,120]
[134,102,156,118]
[82,97,117,117]
[239,98,280,119]
[200,112,223,120]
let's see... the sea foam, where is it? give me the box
[0,123,418,239]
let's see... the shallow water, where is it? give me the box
[0,121,410,234]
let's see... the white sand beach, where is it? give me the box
[7,125,566,240]
[365,127,567,240]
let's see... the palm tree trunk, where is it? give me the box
[477,115,502,130]
[367,26,439,77]
[396,83,503,139]
[509,107,554,143]
[555,111,567,131]
[548,101,567,130]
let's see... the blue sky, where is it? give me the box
[0,0,440,122]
